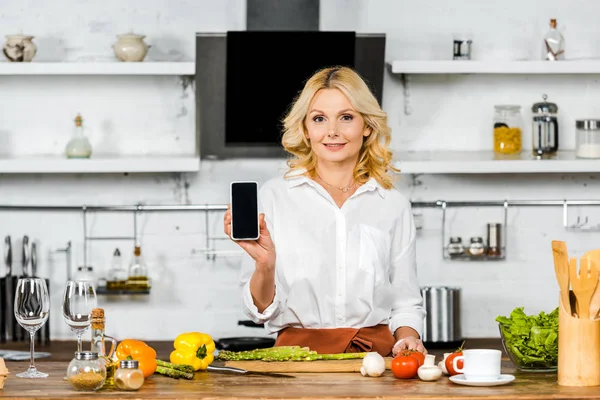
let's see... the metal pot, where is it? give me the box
[421,286,462,345]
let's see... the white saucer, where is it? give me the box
[449,374,515,387]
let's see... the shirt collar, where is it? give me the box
[287,169,386,198]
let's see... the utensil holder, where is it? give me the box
[558,294,600,386]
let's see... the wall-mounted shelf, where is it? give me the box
[389,60,600,74]
[96,287,150,295]
[0,156,200,173]
[394,151,600,174]
[0,62,195,75]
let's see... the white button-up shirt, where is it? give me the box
[240,172,426,338]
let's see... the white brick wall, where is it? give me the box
[0,0,597,342]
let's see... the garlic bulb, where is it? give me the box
[360,352,386,377]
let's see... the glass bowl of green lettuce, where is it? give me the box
[496,306,558,372]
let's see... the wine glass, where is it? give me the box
[62,280,97,352]
[14,278,50,378]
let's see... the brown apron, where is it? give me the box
[274,324,395,357]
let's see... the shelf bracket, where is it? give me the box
[400,73,412,116]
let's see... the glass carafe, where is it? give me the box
[531,94,559,158]
[66,114,92,159]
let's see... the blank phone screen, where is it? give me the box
[231,182,259,239]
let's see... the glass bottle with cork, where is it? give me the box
[127,246,150,292]
[90,308,118,388]
[542,19,565,61]
[65,113,92,159]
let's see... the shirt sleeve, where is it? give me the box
[239,185,283,324]
[388,203,426,338]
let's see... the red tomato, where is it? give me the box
[404,350,425,367]
[445,351,464,376]
[391,354,419,379]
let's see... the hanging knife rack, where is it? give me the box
[1,199,600,265]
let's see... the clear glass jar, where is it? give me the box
[576,119,600,159]
[493,105,523,155]
[447,237,465,258]
[107,248,128,291]
[66,351,106,391]
[115,360,145,391]
[468,237,486,257]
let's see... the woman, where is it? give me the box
[224,66,426,357]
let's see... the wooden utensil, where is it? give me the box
[583,249,600,319]
[224,358,393,373]
[569,257,599,320]
[552,240,571,315]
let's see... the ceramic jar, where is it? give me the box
[112,33,149,62]
[3,34,37,62]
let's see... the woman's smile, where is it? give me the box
[323,143,347,151]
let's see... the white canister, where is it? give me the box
[112,33,149,62]
[575,119,600,159]
[3,34,37,62]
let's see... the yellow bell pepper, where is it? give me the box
[170,332,215,371]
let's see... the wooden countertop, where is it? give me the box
[0,339,593,399]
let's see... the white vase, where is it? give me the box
[3,34,37,62]
[112,33,149,62]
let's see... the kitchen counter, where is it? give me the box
[0,339,591,399]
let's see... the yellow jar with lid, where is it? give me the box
[493,105,523,155]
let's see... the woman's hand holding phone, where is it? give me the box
[224,206,276,271]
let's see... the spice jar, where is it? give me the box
[576,119,600,159]
[115,360,145,391]
[493,105,523,155]
[467,237,486,257]
[486,223,502,257]
[66,351,106,391]
[447,237,465,258]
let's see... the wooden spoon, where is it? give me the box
[569,257,599,320]
[552,240,571,315]
[583,249,600,319]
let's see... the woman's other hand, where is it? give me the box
[224,205,276,270]
[392,336,427,356]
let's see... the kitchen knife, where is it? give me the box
[4,236,16,343]
[207,365,295,378]
[30,241,50,345]
[17,236,29,341]
[0,237,6,342]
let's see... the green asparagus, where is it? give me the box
[156,359,196,373]
[155,365,195,380]
[215,346,367,362]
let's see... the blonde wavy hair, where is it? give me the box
[281,66,399,189]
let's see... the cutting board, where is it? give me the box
[224,357,393,373]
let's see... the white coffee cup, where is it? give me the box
[452,349,502,381]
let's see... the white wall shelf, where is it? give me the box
[389,60,600,74]
[0,156,200,173]
[0,62,195,75]
[394,151,600,174]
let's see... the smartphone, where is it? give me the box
[230,181,260,241]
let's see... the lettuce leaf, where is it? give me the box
[496,307,558,368]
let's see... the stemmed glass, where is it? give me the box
[14,278,50,378]
[62,280,97,353]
